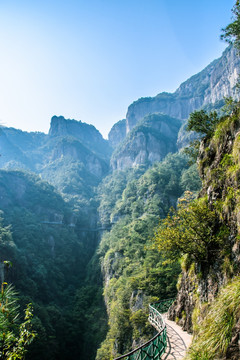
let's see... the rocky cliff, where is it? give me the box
[107,46,240,169]
[126,46,240,133]
[49,115,112,158]
[110,113,181,170]
[51,136,109,178]
[108,119,126,148]
[168,108,240,359]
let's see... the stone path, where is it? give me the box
[162,317,192,359]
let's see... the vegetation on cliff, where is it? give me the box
[187,276,240,360]
[0,282,35,360]
[0,170,107,360]
[96,153,201,359]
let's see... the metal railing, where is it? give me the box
[113,299,175,360]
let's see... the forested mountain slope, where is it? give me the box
[96,153,201,359]
[0,170,108,360]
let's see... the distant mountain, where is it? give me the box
[111,113,181,170]
[0,116,112,201]
[108,119,126,148]
[108,46,240,149]
[49,115,112,159]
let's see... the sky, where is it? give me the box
[0,0,236,138]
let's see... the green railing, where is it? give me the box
[113,298,175,360]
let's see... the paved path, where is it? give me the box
[162,316,192,359]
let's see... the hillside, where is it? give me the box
[0,170,108,360]
[167,106,240,359]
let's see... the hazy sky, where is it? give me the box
[0,0,235,138]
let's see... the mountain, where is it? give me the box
[49,115,112,159]
[0,116,112,199]
[126,46,239,130]
[108,46,240,149]
[0,170,102,360]
[111,113,181,170]
[0,127,46,171]
[108,119,126,148]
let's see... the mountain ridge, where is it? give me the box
[108,46,240,150]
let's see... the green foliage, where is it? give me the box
[154,193,229,263]
[0,283,36,359]
[221,1,240,50]
[180,164,202,192]
[183,139,201,165]
[186,110,221,139]
[0,170,104,360]
[187,277,240,360]
[96,152,195,358]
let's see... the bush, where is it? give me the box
[153,192,229,264]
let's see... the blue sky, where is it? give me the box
[0,0,235,138]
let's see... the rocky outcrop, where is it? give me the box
[51,137,109,178]
[108,119,126,148]
[126,46,240,133]
[111,113,181,170]
[168,271,197,333]
[169,109,240,354]
[49,115,112,158]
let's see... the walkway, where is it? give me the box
[113,300,192,360]
[162,316,192,359]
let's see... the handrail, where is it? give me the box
[113,298,175,360]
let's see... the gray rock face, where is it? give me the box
[49,115,102,141]
[51,137,109,178]
[125,46,240,133]
[49,115,112,158]
[111,113,181,170]
[108,119,126,148]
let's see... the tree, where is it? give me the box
[153,192,229,264]
[0,281,36,359]
[186,110,220,139]
[184,110,223,164]
[221,1,240,51]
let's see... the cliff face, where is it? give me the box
[49,115,112,158]
[110,114,181,170]
[108,119,126,148]
[126,46,240,133]
[107,46,240,170]
[51,137,109,178]
[169,109,240,358]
